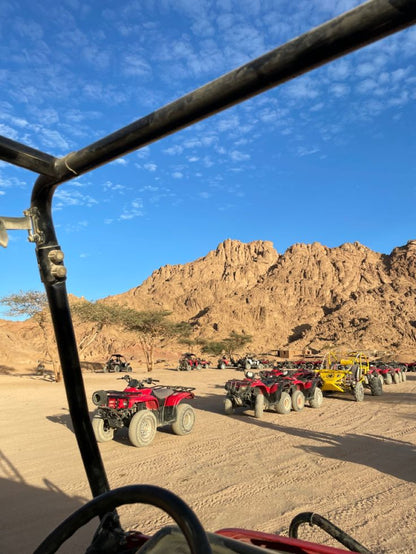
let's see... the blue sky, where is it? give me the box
[0,0,415,316]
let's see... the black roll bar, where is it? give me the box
[1,0,415,503]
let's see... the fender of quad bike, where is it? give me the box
[164,391,195,407]
[124,387,160,410]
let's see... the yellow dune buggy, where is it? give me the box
[317,351,382,402]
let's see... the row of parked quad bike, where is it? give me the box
[89,368,320,449]
[177,353,276,371]
[90,356,411,449]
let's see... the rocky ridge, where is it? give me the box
[1,238,416,370]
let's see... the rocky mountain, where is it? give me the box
[2,238,416,372]
[107,238,416,358]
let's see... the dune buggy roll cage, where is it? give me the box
[1,1,415,552]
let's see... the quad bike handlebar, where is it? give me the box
[120,375,160,387]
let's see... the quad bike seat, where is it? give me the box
[152,387,174,400]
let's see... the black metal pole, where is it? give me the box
[0,135,58,176]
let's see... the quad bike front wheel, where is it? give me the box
[172,404,195,435]
[309,387,323,409]
[385,373,393,385]
[291,390,305,411]
[254,393,264,419]
[276,391,291,414]
[224,398,234,415]
[393,372,400,384]
[128,410,157,447]
[92,416,115,442]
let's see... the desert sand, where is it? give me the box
[1,366,415,553]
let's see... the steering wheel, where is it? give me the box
[33,485,212,554]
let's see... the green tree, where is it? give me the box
[120,309,192,371]
[0,290,61,381]
[71,300,124,359]
[223,331,252,358]
[200,331,252,359]
[201,341,226,357]
[73,301,191,372]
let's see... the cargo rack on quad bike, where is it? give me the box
[1,1,415,553]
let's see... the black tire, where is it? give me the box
[245,362,251,370]
[276,391,291,414]
[309,387,323,409]
[393,372,400,384]
[92,416,114,442]
[401,371,407,383]
[224,398,234,415]
[291,390,305,411]
[196,364,202,370]
[128,410,157,447]
[103,366,108,373]
[369,376,383,396]
[172,404,195,435]
[353,382,365,402]
[378,374,384,388]
[220,363,226,370]
[114,365,120,372]
[385,373,393,385]
[254,393,264,419]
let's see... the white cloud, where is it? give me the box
[230,150,250,162]
[163,145,183,155]
[120,198,144,220]
[111,158,128,166]
[54,189,98,209]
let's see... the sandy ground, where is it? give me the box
[1,366,415,553]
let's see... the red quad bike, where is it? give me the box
[3,3,412,552]
[92,375,196,447]
[178,352,210,370]
[224,370,311,418]
[263,368,324,410]
[370,362,405,385]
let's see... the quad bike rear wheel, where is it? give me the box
[276,391,291,414]
[254,393,264,419]
[172,403,195,435]
[401,371,407,382]
[352,382,365,402]
[291,390,305,411]
[92,416,115,442]
[309,387,323,409]
[224,398,234,415]
[128,410,157,447]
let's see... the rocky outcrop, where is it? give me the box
[105,238,416,357]
[2,238,416,369]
